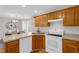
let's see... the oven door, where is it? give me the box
[46,35,62,53]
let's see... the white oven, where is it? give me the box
[46,35,62,53]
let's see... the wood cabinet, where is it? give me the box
[35,5,79,26]
[32,35,45,50]
[63,39,79,53]
[47,12,55,20]
[47,10,63,20]
[63,6,79,26]
[35,16,41,27]
[35,14,48,27]
[55,10,63,19]
[63,7,75,26]
[75,6,79,26]
[5,40,19,53]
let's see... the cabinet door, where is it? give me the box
[5,40,19,53]
[32,35,45,50]
[35,15,48,27]
[47,10,63,20]
[63,39,77,53]
[56,10,63,19]
[20,37,32,53]
[47,12,56,20]
[47,13,53,20]
[37,35,45,50]
[32,35,36,50]
[63,7,75,26]
[63,44,77,53]
[41,15,48,27]
[75,6,79,26]
[35,16,41,27]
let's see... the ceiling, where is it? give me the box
[0,5,74,19]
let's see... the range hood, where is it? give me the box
[48,19,63,23]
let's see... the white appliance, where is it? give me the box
[20,36,32,53]
[46,35,62,53]
[46,19,63,53]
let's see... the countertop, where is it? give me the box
[1,32,45,42]
[1,32,79,42]
[63,34,79,41]
[1,32,32,42]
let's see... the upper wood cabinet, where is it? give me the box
[63,7,75,26]
[35,5,79,26]
[47,10,63,20]
[75,6,79,26]
[35,14,48,27]
[35,16,41,27]
[47,12,55,20]
[55,10,63,19]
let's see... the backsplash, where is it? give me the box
[38,27,49,33]
[64,27,79,34]
[32,20,63,33]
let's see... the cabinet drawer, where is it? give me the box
[6,40,19,47]
[33,35,45,38]
[6,45,19,53]
[63,43,77,53]
[63,39,77,46]
[38,35,44,39]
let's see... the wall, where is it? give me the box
[64,26,79,34]
[0,17,12,33]
[29,18,38,33]
[20,18,35,32]
[0,17,22,34]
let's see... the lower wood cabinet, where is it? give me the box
[32,35,45,50]
[5,40,19,53]
[63,39,79,53]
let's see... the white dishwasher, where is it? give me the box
[20,36,32,53]
[46,34,62,53]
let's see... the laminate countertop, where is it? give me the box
[1,32,32,42]
[63,34,79,41]
[1,32,45,42]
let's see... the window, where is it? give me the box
[22,20,29,32]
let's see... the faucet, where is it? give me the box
[37,27,41,33]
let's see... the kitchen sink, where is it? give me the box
[32,32,44,35]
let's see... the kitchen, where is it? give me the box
[0,5,79,53]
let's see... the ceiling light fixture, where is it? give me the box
[34,10,38,13]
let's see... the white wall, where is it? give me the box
[28,18,37,33]
[0,17,12,33]
[0,17,22,34]
[64,26,79,34]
